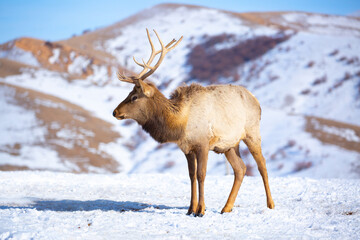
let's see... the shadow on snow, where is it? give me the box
[0,199,187,213]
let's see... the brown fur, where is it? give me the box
[170,83,206,101]
[141,83,186,143]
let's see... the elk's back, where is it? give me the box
[180,85,261,153]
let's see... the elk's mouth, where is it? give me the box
[117,114,126,120]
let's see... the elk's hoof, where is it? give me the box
[267,201,275,209]
[221,207,233,214]
[186,205,197,216]
[186,210,195,216]
[195,204,205,217]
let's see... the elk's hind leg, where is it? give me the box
[244,131,275,209]
[185,152,197,215]
[221,145,246,213]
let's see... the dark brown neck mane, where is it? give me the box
[141,89,186,143]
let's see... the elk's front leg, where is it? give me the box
[195,145,209,217]
[185,152,197,215]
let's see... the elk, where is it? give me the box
[113,29,274,217]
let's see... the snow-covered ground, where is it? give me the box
[0,171,359,239]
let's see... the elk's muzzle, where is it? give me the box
[113,109,126,120]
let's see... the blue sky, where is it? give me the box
[0,0,359,44]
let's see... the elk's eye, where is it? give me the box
[131,95,138,102]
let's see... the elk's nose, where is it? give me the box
[113,110,117,117]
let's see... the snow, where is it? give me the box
[0,46,40,67]
[258,108,359,179]
[88,65,111,86]
[68,55,91,75]
[48,48,60,64]
[69,51,76,61]
[0,146,67,171]
[55,128,91,149]
[282,13,360,36]
[0,85,71,171]
[104,5,277,95]
[0,171,359,239]
[0,86,45,146]
[242,31,360,125]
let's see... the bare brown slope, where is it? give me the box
[306,116,360,153]
[237,11,293,29]
[0,58,34,78]
[0,82,121,173]
[0,37,126,80]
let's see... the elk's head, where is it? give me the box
[113,29,183,124]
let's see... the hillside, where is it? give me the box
[0,3,359,177]
[0,171,359,239]
[0,82,122,173]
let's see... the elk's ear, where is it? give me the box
[138,79,154,97]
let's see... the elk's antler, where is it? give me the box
[118,29,183,84]
[117,72,135,84]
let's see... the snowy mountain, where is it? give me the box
[0,3,360,177]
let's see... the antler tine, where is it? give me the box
[136,28,159,78]
[167,36,183,51]
[141,59,154,70]
[146,28,156,53]
[117,71,135,84]
[133,56,154,71]
[155,30,183,51]
[133,56,145,67]
[165,39,176,48]
[140,30,183,80]
[131,29,183,81]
